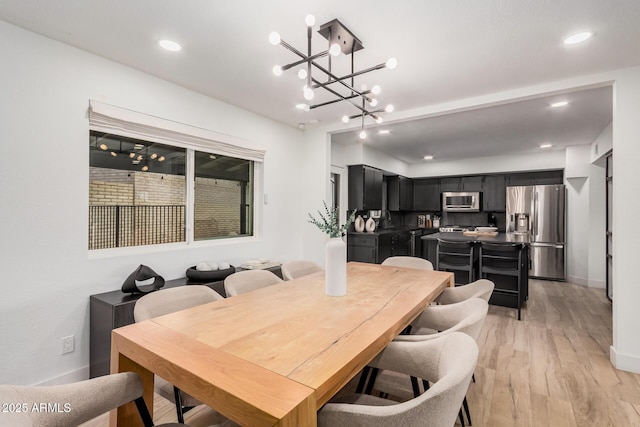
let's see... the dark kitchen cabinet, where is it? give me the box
[460,175,483,191]
[413,178,441,211]
[347,233,378,263]
[483,175,506,211]
[348,165,383,211]
[387,176,414,211]
[379,231,411,260]
[532,170,564,185]
[439,177,462,192]
[506,172,536,186]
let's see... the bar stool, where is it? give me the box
[479,242,526,320]
[436,239,478,285]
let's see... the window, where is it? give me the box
[89,132,255,250]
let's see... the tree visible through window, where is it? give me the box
[89,131,254,250]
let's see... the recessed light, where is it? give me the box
[423,155,434,160]
[158,39,182,52]
[563,31,593,45]
[378,130,390,135]
[540,143,553,149]
[550,101,569,108]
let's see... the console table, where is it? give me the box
[90,266,282,378]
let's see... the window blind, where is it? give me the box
[88,100,265,162]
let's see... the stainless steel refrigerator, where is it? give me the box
[506,185,566,280]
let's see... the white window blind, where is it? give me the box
[88,100,265,162]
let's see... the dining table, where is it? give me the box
[109,261,454,426]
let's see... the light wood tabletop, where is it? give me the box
[109,261,454,426]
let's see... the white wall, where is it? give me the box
[0,21,312,385]
[591,122,613,162]
[610,67,640,373]
[587,158,606,288]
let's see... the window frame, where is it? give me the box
[88,101,264,257]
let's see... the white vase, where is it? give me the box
[354,215,365,232]
[365,217,376,232]
[325,237,347,296]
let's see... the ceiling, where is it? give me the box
[1,0,637,161]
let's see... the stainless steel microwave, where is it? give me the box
[442,191,481,212]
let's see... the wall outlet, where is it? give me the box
[61,335,74,354]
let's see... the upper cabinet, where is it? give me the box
[348,165,383,211]
[507,170,564,186]
[413,178,441,211]
[483,175,506,212]
[387,176,414,211]
[460,176,483,191]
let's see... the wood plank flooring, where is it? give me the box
[82,279,640,427]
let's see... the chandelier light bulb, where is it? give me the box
[342,115,350,123]
[371,85,381,95]
[385,104,395,113]
[297,68,308,79]
[269,32,281,45]
[369,98,378,107]
[272,65,283,76]
[329,43,342,56]
[376,117,383,124]
[359,130,367,140]
[305,15,316,27]
[385,57,398,69]
[303,86,315,100]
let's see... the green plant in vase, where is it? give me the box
[308,201,356,237]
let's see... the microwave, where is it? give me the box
[442,191,481,212]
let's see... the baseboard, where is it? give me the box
[35,366,90,386]
[567,275,588,287]
[588,279,605,289]
[610,346,640,374]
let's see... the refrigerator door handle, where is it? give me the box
[532,191,538,238]
[530,242,565,248]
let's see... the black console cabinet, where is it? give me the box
[90,267,282,378]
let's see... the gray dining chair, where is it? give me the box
[281,260,323,280]
[0,372,184,427]
[318,332,478,427]
[381,256,434,270]
[224,269,283,296]
[372,297,489,426]
[134,285,225,424]
[435,278,495,305]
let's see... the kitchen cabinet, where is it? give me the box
[439,177,461,192]
[347,233,378,263]
[506,170,563,187]
[413,178,440,211]
[379,230,411,260]
[348,165,383,211]
[483,175,506,211]
[461,175,483,191]
[506,172,536,186]
[387,176,414,211]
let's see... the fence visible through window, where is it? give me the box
[89,205,185,249]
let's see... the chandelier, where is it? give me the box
[269,15,396,139]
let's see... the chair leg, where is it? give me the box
[463,396,472,425]
[458,408,466,427]
[410,376,421,398]
[134,397,155,427]
[472,373,476,383]
[174,386,185,424]
[355,366,370,394]
[364,368,379,395]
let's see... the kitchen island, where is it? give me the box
[422,231,529,317]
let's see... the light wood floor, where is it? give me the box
[83,279,640,427]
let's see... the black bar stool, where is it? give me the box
[436,239,478,285]
[479,242,526,320]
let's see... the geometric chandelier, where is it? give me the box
[269,15,396,139]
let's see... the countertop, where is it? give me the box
[348,227,439,236]
[422,231,531,244]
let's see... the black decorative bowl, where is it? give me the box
[186,265,235,282]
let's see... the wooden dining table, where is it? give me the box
[109,261,454,426]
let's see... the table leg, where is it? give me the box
[109,338,154,427]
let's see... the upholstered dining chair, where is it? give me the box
[436,278,495,305]
[281,260,323,280]
[381,256,434,270]
[134,285,225,424]
[364,297,489,426]
[0,372,184,427]
[318,332,478,427]
[223,269,283,297]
